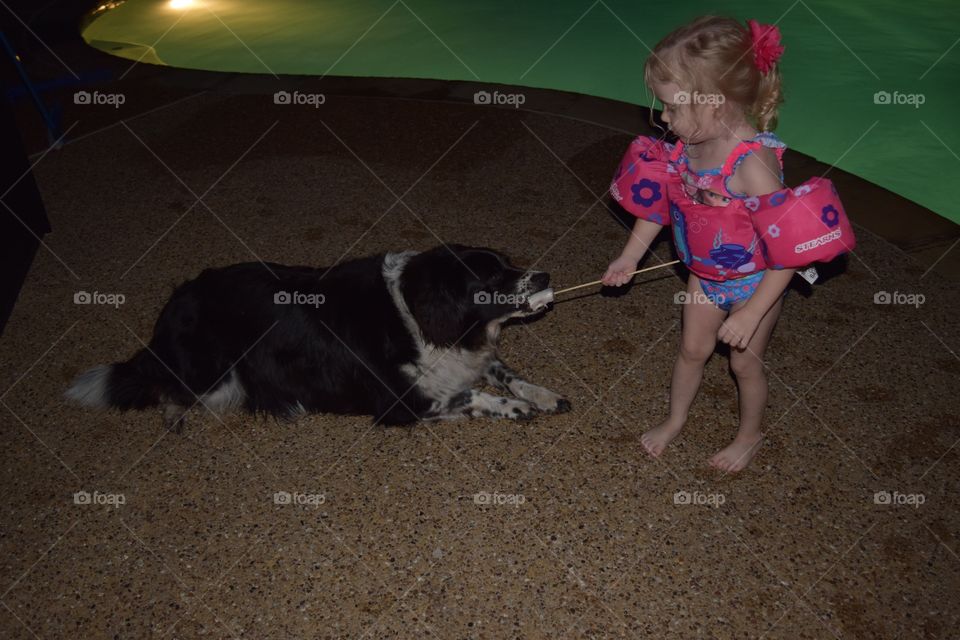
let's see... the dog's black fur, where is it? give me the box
[66,245,570,430]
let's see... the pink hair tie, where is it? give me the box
[747,19,785,74]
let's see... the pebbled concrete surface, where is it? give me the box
[1,63,958,639]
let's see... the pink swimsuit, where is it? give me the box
[610,133,856,291]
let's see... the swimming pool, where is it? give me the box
[83,0,960,223]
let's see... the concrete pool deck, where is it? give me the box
[2,39,959,639]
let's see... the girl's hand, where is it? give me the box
[601,255,638,286]
[718,308,762,350]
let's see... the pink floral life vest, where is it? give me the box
[609,134,856,282]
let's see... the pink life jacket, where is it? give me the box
[609,134,856,281]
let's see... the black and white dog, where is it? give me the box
[66,245,570,430]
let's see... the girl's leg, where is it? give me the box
[641,274,727,457]
[709,295,784,472]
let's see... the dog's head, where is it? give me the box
[399,245,550,348]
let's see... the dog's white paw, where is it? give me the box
[465,394,539,421]
[522,387,571,414]
[501,398,539,421]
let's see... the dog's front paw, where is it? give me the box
[525,387,571,414]
[503,398,539,421]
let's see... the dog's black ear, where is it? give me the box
[408,287,466,347]
[400,250,470,348]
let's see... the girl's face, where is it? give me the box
[651,81,722,144]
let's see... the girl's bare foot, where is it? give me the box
[640,419,684,458]
[709,432,763,472]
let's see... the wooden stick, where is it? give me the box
[553,260,681,297]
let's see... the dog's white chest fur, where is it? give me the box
[402,345,494,403]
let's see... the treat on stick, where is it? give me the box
[527,260,681,311]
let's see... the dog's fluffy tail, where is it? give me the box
[65,350,169,409]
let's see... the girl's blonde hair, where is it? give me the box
[643,16,783,132]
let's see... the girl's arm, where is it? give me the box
[719,152,794,349]
[601,218,664,286]
[718,267,795,349]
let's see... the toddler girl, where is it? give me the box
[602,16,855,472]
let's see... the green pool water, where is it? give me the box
[83,0,960,223]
